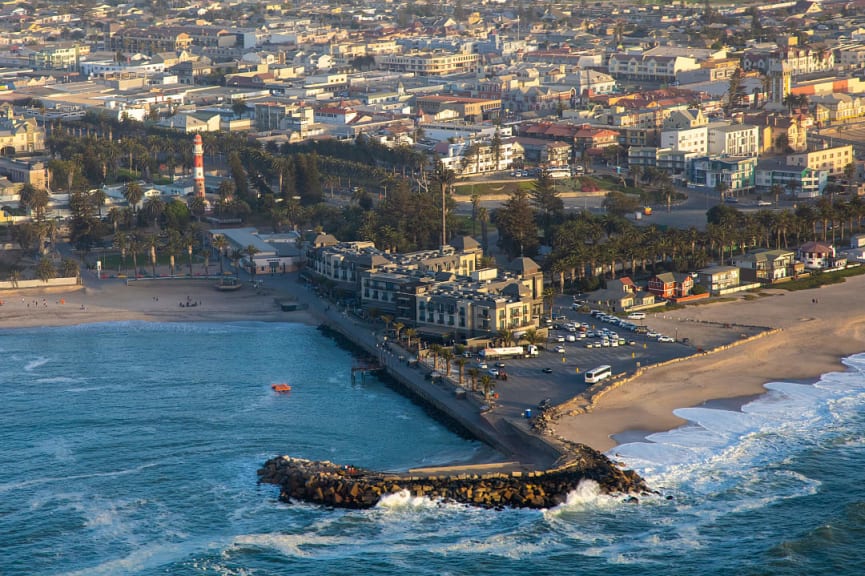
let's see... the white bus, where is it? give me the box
[584,364,612,384]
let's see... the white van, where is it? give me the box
[627,312,646,320]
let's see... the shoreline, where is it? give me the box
[5,272,865,460]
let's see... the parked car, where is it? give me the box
[627,312,646,320]
[554,335,566,343]
[657,335,675,343]
[554,345,566,353]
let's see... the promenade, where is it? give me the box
[277,274,565,471]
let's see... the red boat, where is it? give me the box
[271,383,291,393]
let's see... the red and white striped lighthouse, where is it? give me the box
[193,133,205,198]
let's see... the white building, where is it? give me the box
[707,123,759,157]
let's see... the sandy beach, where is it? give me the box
[553,275,865,452]
[4,271,865,456]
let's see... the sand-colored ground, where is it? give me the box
[5,271,865,456]
[553,277,865,451]
[0,277,319,329]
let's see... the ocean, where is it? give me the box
[2,321,864,575]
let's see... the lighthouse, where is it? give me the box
[193,133,205,198]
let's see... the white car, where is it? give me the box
[554,345,566,353]
[627,312,646,320]
[646,331,660,339]
[566,334,577,342]
[554,335,565,343]
[657,335,675,343]
[757,200,772,207]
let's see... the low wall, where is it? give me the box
[0,277,80,291]
[553,326,781,422]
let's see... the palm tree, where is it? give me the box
[184,232,195,276]
[128,234,142,278]
[392,321,405,343]
[245,244,260,280]
[114,231,128,275]
[431,161,455,246]
[497,328,514,346]
[147,234,158,278]
[212,234,228,275]
[480,374,495,402]
[429,344,442,372]
[467,367,479,392]
[123,181,144,216]
[455,357,467,386]
[404,328,417,351]
[438,348,453,377]
[166,229,181,276]
[142,196,165,230]
[36,256,56,283]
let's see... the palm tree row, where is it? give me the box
[547,196,865,292]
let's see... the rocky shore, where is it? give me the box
[257,452,651,510]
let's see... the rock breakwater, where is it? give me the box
[258,451,651,509]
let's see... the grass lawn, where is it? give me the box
[776,265,865,291]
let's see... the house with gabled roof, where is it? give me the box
[647,271,694,299]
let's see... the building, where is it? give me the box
[755,157,826,198]
[210,228,303,274]
[788,144,855,178]
[0,104,45,155]
[798,241,845,270]
[608,52,700,82]
[415,95,501,122]
[0,157,49,191]
[707,123,759,157]
[587,277,656,312]
[695,265,741,295]
[690,156,757,194]
[28,43,89,70]
[647,272,694,299]
[376,51,479,77]
[732,248,802,284]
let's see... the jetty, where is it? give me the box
[258,455,650,510]
[259,278,651,508]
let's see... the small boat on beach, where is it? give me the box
[271,383,292,393]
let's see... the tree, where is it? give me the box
[246,244,260,279]
[431,161,455,246]
[142,196,165,230]
[404,328,417,351]
[123,181,144,215]
[19,184,51,221]
[496,189,538,258]
[530,169,564,243]
[36,256,56,283]
[455,357,467,386]
[480,374,495,402]
[231,99,250,119]
[212,234,228,275]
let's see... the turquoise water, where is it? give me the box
[3,322,865,575]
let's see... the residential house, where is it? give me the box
[587,277,655,312]
[647,272,694,299]
[157,111,221,133]
[732,248,802,284]
[695,265,741,295]
[798,241,846,270]
[607,53,700,82]
[690,156,757,194]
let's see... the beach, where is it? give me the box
[4,272,865,455]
